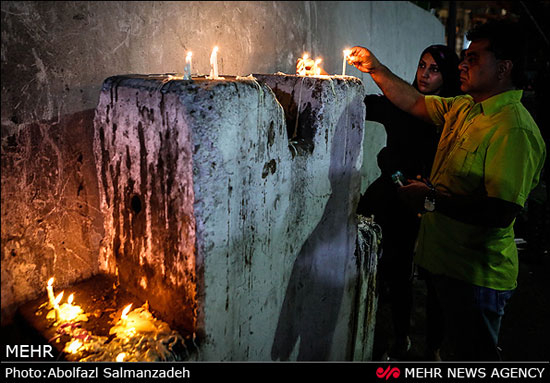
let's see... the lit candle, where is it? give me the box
[209,46,219,79]
[314,58,322,76]
[109,303,133,338]
[125,309,156,333]
[58,293,79,322]
[342,49,351,76]
[298,53,308,76]
[47,277,55,307]
[53,291,64,322]
[184,51,192,80]
[65,339,83,354]
[54,291,64,308]
[110,304,162,340]
[121,304,132,322]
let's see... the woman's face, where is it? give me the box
[416,52,444,95]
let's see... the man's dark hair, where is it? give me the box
[466,19,526,88]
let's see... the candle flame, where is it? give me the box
[186,51,192,61]
[297,53,309,76]
[314,58,322,76]
[297,53,326,76]
[210,46,219,61]
[116,352,126,362]
[47,277,54,287]
[54,291,64,306]
[67,340,83,354]
[121,304,133,320]
[342,49,352,76]
[209,46,220,79]
[68,293,74,305]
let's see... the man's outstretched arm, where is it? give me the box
[349,46,431,122]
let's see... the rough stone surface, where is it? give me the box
[93,75,202,334]
[1,110,103,320]
[254,74,365,361]
[189,76,294,360]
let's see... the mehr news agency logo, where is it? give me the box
[375,365,546,380]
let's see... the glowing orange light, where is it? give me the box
[314,58,322,76]
[297,53,309,76]
[66,340,83,354]
[121,304,133,320]
[54,291,64,306]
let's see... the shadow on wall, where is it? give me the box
[271,102,362,361]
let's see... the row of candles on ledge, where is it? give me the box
[184,46,353,79]
[184,46,221,80]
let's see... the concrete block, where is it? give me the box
[94,73,371,361]
[254,74,366,360]
[93,74,290,347]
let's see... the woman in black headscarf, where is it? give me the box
[357,44,461,360]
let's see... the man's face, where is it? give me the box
[459,39,499,97]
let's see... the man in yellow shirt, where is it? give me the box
[349,20,546,360]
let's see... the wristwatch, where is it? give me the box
[424,185,436,212]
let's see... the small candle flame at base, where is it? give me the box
[121,303,133,320]
[116,352,126,362]
[58,294,86,323]
[47,291,63,322]
[65,339,83,354]
[45,290,88,324]
[55,291,64,303]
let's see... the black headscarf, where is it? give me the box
[412,44,462,97]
